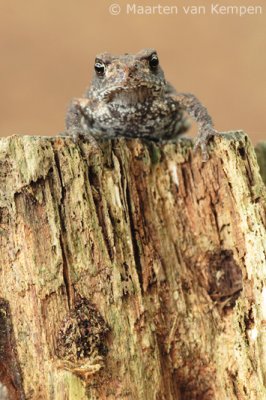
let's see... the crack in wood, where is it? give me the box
[54,151,74,309]
[125,184,143,293]
[87,165,114,262]
[0,299,25,400]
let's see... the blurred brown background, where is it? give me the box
[0,0,265,142]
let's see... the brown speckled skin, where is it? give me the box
[65,49,218,159]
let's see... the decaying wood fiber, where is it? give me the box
[256,142,266,185]
[0,132,265,400]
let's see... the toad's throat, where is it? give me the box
[102,86,162,105]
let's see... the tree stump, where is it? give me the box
[0,132,265,400]
[255,142,266,185]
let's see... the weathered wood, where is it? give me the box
[0,132,265,399]
[256,142,266,185]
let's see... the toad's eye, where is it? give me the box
[149,53,159,70]
[94,60,105,76]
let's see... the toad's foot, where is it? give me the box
[193,126,220,162]
[61,128,101,150]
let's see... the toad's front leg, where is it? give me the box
[64,98,99,147]
[173,93,220,161]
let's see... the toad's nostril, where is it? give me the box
[128,65,137,78]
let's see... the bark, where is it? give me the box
[0,132,265,400]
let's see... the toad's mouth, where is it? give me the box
[101,85,162,105]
